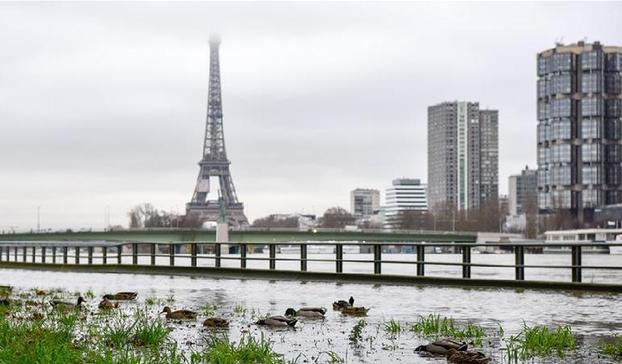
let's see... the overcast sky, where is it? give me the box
[1,2,621,230]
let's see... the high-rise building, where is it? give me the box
[509,166,537,216]
[384,179,427,229]
[350,189,380,217]
[427,101,499,212]
[537,41,622,223]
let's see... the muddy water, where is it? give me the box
[1,268,621,363]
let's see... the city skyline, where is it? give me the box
[1,2,621,230]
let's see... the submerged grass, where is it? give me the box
[383,319,403,337]
[191,334,289,364]
[504,323,576,362]
[409,314,486,345]
[601,337,622,359]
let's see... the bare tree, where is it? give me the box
[252,215,299,228]
[127,203,179,228]
[319,207,355,228]
[396,210,434,230]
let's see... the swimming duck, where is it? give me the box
[255,315,297,328]
[160,306,197,320]
[103,292,138,300]
[446,348,490,364]
[285,307,326,318]
[414,339,468,355]
[99,298,119,310]
[51,296,85,310]
[332,296,355,310]
[341,306,369,316]
[203,317,229,328]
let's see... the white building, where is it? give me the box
[350,189,380,217]
[384,178,428,229]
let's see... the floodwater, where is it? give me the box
[1,267,621,363]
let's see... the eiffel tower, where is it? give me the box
[186,35,248,226]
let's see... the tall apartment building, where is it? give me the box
[509,166,538,216]
[537,41,622,222]
[384,179,427,229]
[427,101,499,212]
[350,188,380,217]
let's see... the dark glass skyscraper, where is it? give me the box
[537,41,622,223]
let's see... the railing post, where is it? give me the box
[32,247,36,263]
[215,243,221,268]
[571,245,582,283]
[240,243,247,269]
[0,246,3,262]
[132,243,138,265]
[373,244,381,274]
[416,245,425,276]
[14,247,18,262]
[514,245,525,281]
[300,243,307,271]
[336,244,343,273]
[150,244,156,265]
[190,243,197,267]
[52,247,56,263]
[102,247,107,264]
[75,247,80,264]
[41,247,46,263]
[63,247,68,264]
[169,244,175,266]
[269,244,276,270]
[88,246,93,264]
[22,247,27,262]
[7,246,10,261]
[117,245,122,264]
[462,245,471,279]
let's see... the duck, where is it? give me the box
[341,306,369,316]
[446,348,490,364]
[332,296,355,310]
[203,317,229,328]
[103,292,138,300]
[35,289,47,296]
[255,315,297,328]
[160,306,197,320]
[51,296,85,310]
[414,339,468,355]
[285,307,326,318]
[0,298,10,306]
[98,298,119,310]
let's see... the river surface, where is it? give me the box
[1,267,621,363]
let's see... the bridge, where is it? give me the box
[0,228,477,244]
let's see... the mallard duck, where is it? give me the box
[341,306,369,316]
[446,348,490,364]
[285,307,327,318]
[332,296,355,310]
[414,339,467,355]
[255,315,297,327]
[35,289,47,296]
[51,296,85,310]
[203,317,229,328]
[103,292,138,300]
[160,306,197,320]
[99,298,119,310]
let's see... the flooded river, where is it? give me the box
[1,267,621,363]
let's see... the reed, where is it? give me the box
[504,323,576,362]
[601,337,622,359]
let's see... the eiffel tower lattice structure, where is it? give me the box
[186,35,248,227]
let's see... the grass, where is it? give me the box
[409,314,486,345]
[202,303,217,317]
[349,319,367,344]
[144,296,158,306]
[191,334,289,364]
[383,319,403,337]
[233,303,247,316]
[601,337,622,359]
[504,323,576,362]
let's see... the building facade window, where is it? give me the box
[581,97,603,117]
[581,119,601,139]
[581,51,603,70]
[582,165,602,185]
[581,73,602,93]
[581,143,601,162]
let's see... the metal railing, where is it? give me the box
[0,240,621,286]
